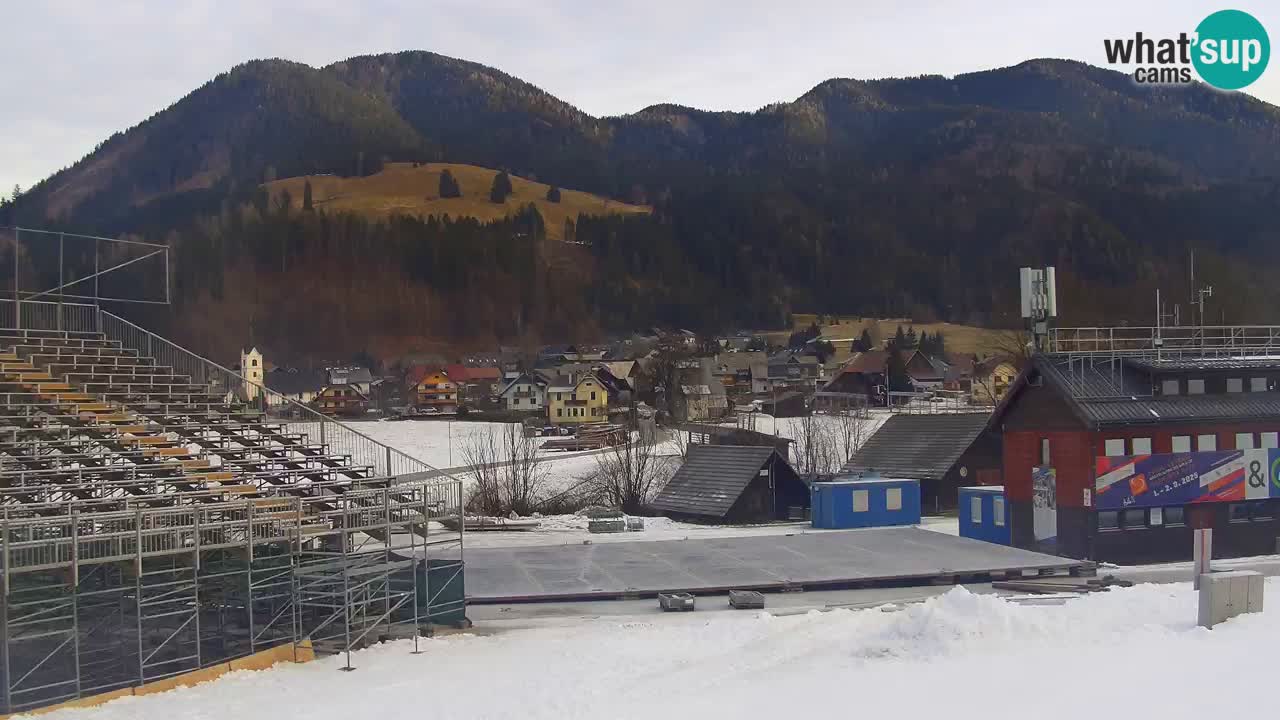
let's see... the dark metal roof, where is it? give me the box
[1123,357,1280,372]
[1031,353,1280,427]
[840,413,991,480]
[264,368,327,395]
[651,445,782,518]
[1074,394,1280,425]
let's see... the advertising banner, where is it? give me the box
[1094,449,1280,511]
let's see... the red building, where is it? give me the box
[998,352,1280,563]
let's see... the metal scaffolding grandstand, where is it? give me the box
[0,228,464,715]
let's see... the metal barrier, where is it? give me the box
[0,299,99,333]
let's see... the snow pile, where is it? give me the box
[41,581,1279,720]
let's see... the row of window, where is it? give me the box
[1099,502,1277,531]
[556,406,604,418]
[1161,377,1271,395]
[1101,432,1280,457]
[1098,506,1185,531]
[553,391,598,401]
[970,496,1006,527]
[851,488,904,513]
[511,397,540,406]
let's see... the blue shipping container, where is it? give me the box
[958,486,1010,545]
[811,478,921,529]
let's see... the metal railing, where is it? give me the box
[1051,325,1280,357]
[0,299,99,334]
[96,309,452,481]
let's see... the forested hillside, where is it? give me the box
[4,51,1280,362]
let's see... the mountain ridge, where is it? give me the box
[5,51,1280,358]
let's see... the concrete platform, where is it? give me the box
[465,526,1087,603]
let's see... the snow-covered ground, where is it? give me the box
[42,580,1279,720]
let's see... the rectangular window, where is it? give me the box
[1253,502,1274,521]
[886,487,903,511]
[1122,508,1147,529]
[1131,437,1152,455]
[993,497,1006,527]
[513,398,520,406]
[1161,379,1180,395]
[1227,378,1244,393]
[1172,435,1192,453]
[1040,438,1051,466]
[852,490,869,513]
[970,496,983,524]
[1149,507,1163,526]
[1252,377,1269,392]
[1197,434,1217,451]
[1236,433,1256,450]
[1229,503,1251,523]
[1188,379,1205,395]
[557,408,563,417]
[1098,511,1120,531]
[1263,432,1279,449]
[590,391,596,401]
[1164,506,1185,526]
[1104,439,1126,457]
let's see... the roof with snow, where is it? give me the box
[651,445,790,519]
[840,413,992,481]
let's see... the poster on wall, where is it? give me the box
[1031,465,1057,542]
[1094,449,1280,511]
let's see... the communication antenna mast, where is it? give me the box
[1020,266,1057,353]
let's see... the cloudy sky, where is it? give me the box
[3,1,1277,195]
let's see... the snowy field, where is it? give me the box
[40,580,1279,720]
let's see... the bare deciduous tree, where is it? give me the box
[791,411,870,478]
[585,434,672,513]
[461,423,547,516]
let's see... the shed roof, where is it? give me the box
[651,445,784,518]
[840,413,991,480]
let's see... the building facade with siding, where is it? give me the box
[998,354,1280,563]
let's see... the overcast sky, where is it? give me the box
[3,1,1277,195]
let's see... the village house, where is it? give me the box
[752,352,821,394]
[264,367,326,407]
[327,366,373,396]
[497,371,549,413]
[970,357,1018,405]
[548,372,609,425]
[445,364,503,407]
[313,384,369,417]
[407,367,459,412]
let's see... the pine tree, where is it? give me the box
[933,330,946,356]
[887,346,912,393]
[546,186,561,203]
[858,329,874,351]
[918,330,931,354]
[905,326,918,350]
[10,184,20,201]
[892,325,906,349]
[302,180,314,211]
[439,169,461,198]
[490,171,513,204]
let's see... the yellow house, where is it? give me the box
[548,372,608,425]
[971,360,1018,406]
